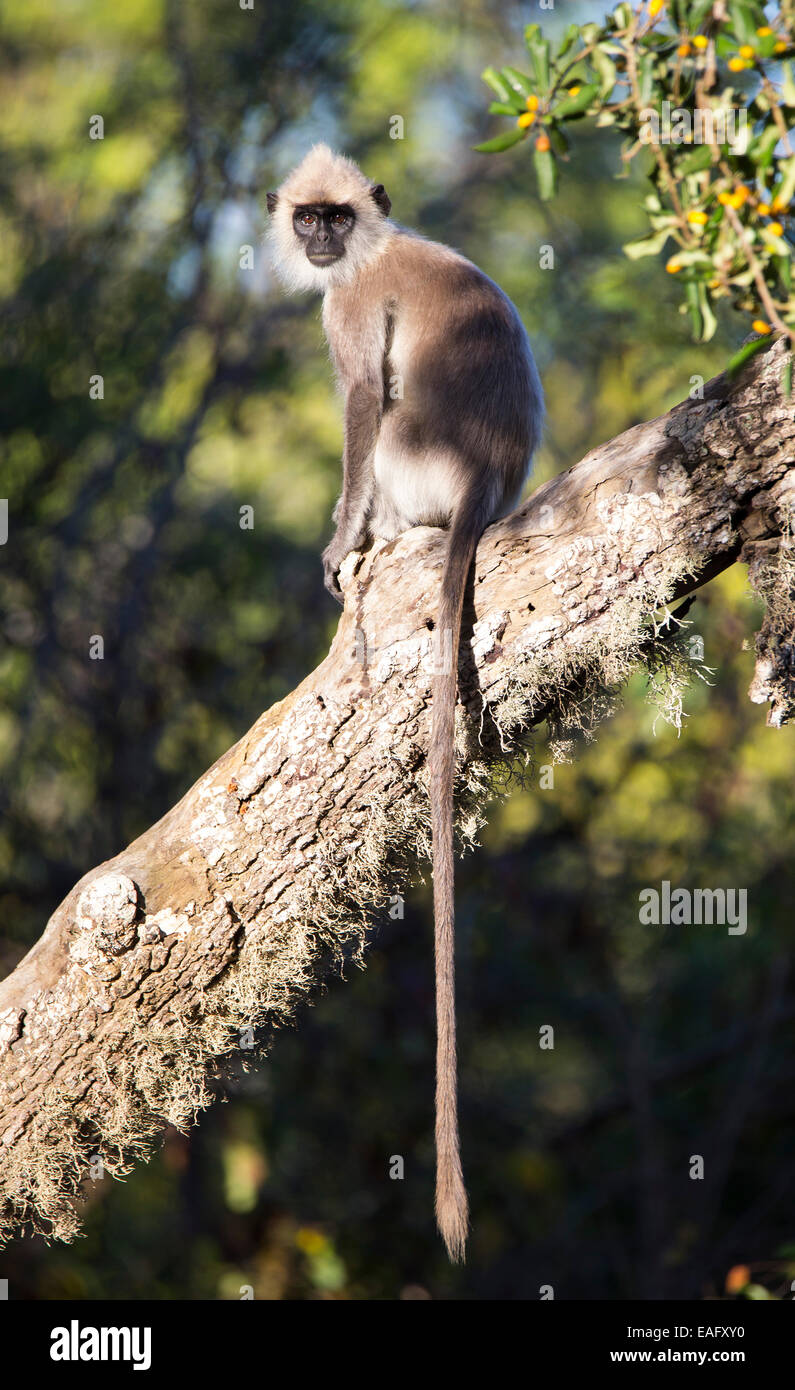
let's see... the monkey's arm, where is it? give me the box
[322,381,382,600]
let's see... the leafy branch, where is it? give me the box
[476,0,795,368]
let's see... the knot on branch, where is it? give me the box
[74,873,141,956]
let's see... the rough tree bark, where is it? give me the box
[1,340,793,1245]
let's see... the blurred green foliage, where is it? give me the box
[1,0,794,1301]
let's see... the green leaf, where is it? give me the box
[526,40,550,93]
[775,155,795,209]
[750,124,782,167]
[726,332,773,377]
[736,10,760,43]
[638,51,656,105]
[557,58,590,86]
[782,62,795,108]
[502,65,535,98]
[554,82,599,118]
[783,356,793,398]
[667,248,713,268]
[592,47,617,99]
[558,23,580,59]
[622,227,673,258]
[686,280,702,337]
[473,129,527,154]
[678,146,713,174]
[728,1,760,44]
[690,0,716,26]
[649,211,679,229]
[613,3,632,27]
[488,101,522,116]
[761,227,790,255]
[481,67,514,102]
[697,283,718,342]
[755,32,780,60]
[533,145,557,200]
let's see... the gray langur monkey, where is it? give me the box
[267,145,543,1262]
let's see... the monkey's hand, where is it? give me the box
[323,509,370,603]
[321,539,347,604]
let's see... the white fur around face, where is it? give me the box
[267,144,392,294]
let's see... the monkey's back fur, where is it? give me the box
[323,231,542,539]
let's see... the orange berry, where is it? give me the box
[757,201,771,215]
[568,85,581,96]
[687,210,708,224]
[666,258,683,273]
[678,42,691,57]
[728,57,747,71]
[518,111,536,128]
[739,44,755,59]
[717,191,732,206]
[774,41,787,53]
[752,319,772,334]
[725,1265,751,1293]
[771,197,789,213]
[649,0,664,15]
[526,94,540,110]
[756,27,772,37]
[535,133,551,152]
[767,221,784,236]
[693,35,709,50]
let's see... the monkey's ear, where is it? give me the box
[370,183,392,217]
[266,191,279,215]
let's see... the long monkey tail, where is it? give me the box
[430,503,484,1263]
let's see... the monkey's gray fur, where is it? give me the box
[268,144,544,1261]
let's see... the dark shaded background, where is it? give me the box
[1,0,794,1299]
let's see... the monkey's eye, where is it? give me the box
[299,213,317,227]
[330,213,349,228]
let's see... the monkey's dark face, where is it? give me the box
[292,204,356,267]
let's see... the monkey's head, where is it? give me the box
[266,144,392,293]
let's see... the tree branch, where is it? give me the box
[1,340,793,1246]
